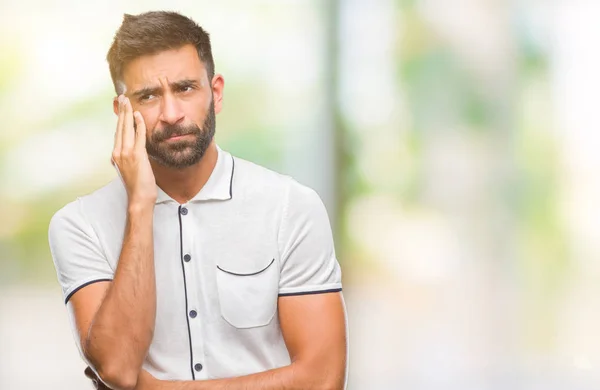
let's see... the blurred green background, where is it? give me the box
[2,0,600,389]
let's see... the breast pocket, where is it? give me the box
[216,258,279,329]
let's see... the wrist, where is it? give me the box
[127,201,155,216]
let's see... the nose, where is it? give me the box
[159,92,185,125]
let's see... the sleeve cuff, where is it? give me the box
[278,283,342,297]
[64,278,113,304]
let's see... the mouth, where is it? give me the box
[164,133,194,142]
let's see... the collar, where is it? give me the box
[155,145,235,204]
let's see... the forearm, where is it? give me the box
[85,205,156,381]
[151,362,342,390]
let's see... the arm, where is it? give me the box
[131,179,347,389]
[138,292,347,390]
[67,96,158,390]
[71,204,155,389]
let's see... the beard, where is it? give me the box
[145,99,216,169]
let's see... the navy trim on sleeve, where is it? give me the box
[65,278,113,304]
[278,288,342,297]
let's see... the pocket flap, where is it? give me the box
[215,257,279,329]
[217,258,275,276]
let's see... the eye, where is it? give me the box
[140,94,155,102]
[179,85,194,93]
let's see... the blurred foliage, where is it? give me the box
[0,1,569,301]
[514,31,568,304]
[395,0,568,299]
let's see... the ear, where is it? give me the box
[113,97,119,116]
[211,74,225,114]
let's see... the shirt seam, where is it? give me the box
[275,177,292,273]
[64,275,114,303]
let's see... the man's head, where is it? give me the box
[107,11,223,169]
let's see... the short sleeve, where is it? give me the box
[48,199,114,304]
[277,180,342,296]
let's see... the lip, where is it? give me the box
[165,134,194,141]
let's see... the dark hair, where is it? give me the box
[106,11,215,94]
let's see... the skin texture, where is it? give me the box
[69,44,347,390]
[137,293,348,390]
[71,95,157,390]
[118,44,224,204]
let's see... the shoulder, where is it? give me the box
[49,178,126,234]
[230,154,325,216]
[230,155,292,199]
[231,155,320,201]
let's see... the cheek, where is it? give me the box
[189,91,212,113]
[135,106,160,134]
[189,96,211,122]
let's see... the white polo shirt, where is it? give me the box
[48,145,343,381]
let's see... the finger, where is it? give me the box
[112,159,123,179]
[114,95,124,154]
[133,111,147,151]
[122,97,135,151]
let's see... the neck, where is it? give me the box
[151,141,218,204]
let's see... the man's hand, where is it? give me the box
[119,293,347,390]
[68,99,159,387]
[135,369,160,390]
[112,95,157,207]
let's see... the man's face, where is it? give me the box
[117,44,223,169]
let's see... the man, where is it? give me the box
[48,10,347,390]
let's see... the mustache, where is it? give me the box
[152,124,201,142]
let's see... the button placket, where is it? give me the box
[179,205,207,379]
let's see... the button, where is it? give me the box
[194,363,203,372]
[189,310,197,318]
[184,254,191,262]
[180,207,188,215]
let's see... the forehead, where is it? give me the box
[122,44,206,89]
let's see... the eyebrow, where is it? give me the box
[130,79,202,98]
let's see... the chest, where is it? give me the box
[101,202,282,330]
